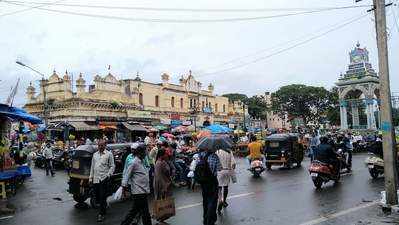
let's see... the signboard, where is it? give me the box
[170,114,180,120]
[171,120,182,126]
[127,110,152,118]
[203,107,212,113]
[182,120,192,126]
[160,118,171,125]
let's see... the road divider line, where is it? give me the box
[298,201,378,225]
[176,192,255,211]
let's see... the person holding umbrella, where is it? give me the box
[196,136,230,225]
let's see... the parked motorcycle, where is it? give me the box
[249,159,265,178]
[308,149,349,189]
[364,154,384,179]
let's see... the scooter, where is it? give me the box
[249,159,265,178]
[364,154,384,179]
[308,149,349,189]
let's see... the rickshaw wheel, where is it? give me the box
[73,194,88,203]
[286,159,294,169]
[369,169,379,179]
[313,177,323,189]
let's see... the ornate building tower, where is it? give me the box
[336,42,380,130]
[76,73,86,96]
[26,82,36,102]
[161,72,170,87]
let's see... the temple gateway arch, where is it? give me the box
[336,42,380,130]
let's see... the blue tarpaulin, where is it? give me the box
[0,104,42,124]
[205,124,232,134]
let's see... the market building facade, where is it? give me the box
[24,69,246,137]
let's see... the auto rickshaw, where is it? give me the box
[68,143,131,207]
[264,133,304,170]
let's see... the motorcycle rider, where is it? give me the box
[247,135,265,167]
[313,136,340,176]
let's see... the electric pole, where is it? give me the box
[373,0,398,205]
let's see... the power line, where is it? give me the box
[197,13,370,77]
[3,1,367,23]
[0,0,65,18]
[2,0,372,13]
[195,13,372,73]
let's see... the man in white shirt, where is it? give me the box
[43,141,55,177]
[89,139,115,222]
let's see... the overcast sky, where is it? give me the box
[0,0,398,107]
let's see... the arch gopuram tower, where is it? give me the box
[336,43,380,130]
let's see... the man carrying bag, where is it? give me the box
[120,143,152,225]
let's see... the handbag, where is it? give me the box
[113,186,123,201]
[152,197,176,221]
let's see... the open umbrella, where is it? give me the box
[162,133,175,139]
[196,136,233,152]
[155,125,168,131]
[171,126,187,133]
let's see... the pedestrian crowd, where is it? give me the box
[89,132,237,225]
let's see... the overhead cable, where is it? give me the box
[0,0,65,18]
[197,13,370,77]
[3,1,367,23]
[2,1,371,13]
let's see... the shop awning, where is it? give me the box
[122,122,148,132]
[0,104,42,124]
[46,122,66,131]
[99,122,117,130]
[69,121,99,131]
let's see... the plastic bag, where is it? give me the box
[187,171,194,178]
[113,186,123,201]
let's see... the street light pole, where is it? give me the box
[373,0,398,205]
[16,61,48,126]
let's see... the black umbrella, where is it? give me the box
[196,136,233,152]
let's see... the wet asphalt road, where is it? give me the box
[1,153,398,225]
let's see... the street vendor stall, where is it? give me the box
[0,104,42,214]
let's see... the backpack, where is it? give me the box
[194,153,214,184]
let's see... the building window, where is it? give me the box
[171,96,175,108]
[190,99,193,108]
[223,104,226,112]
[202,101,205,110]
[139,93,143,105]
[180,98,184,109]
[155,95,159,107]
[215,103,218,112]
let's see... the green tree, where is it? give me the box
[271,84,333,125]
[246,95,268,119]
[223,93,267,119]
[222,93,248,103]
[325,87,340,126]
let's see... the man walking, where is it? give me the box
[196,149,221,225]
[121,143,152,225]
[89,139,115,222]
[43,141,55,177]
